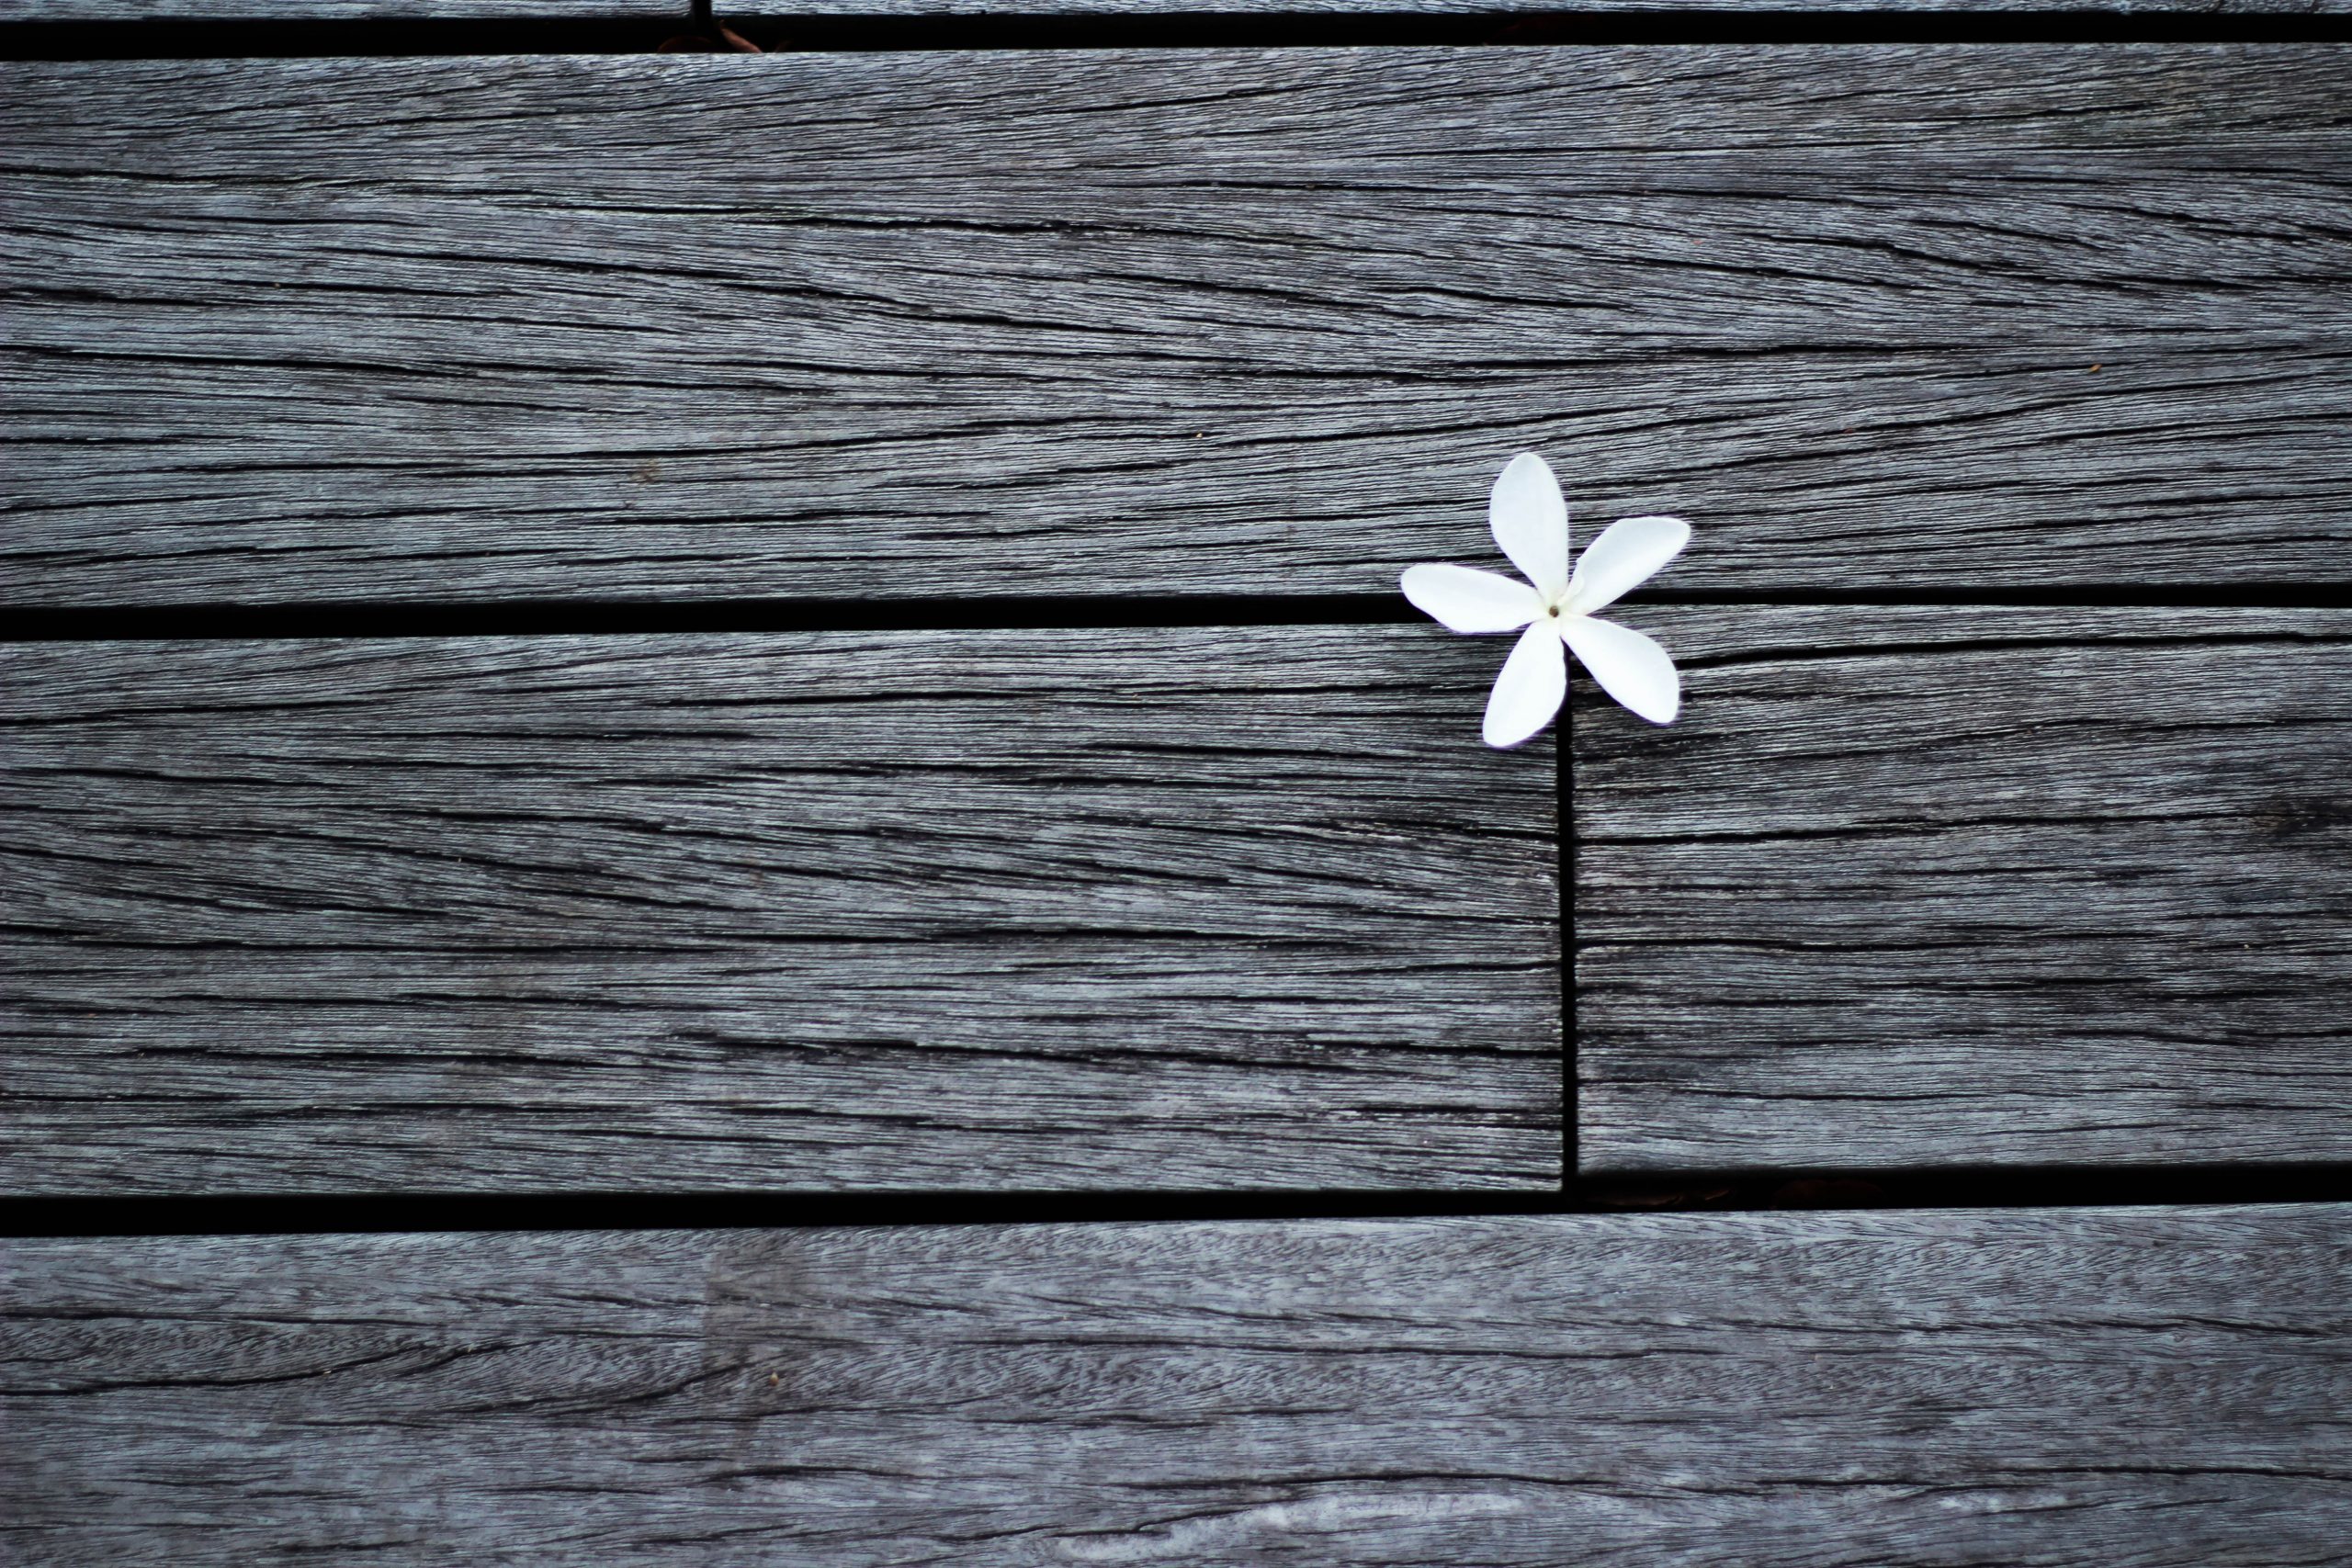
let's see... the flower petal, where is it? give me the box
[1565,514,1691,616]
[1488,452,1570,599]
[1561,615,1680,725]
[1482,619,1568,749]
[1401,563,1544,635]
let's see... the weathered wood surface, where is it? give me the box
[0,0,687,17]
[5,48,2347,605]
[0,626,1559,1194]
[6,1206,2346,1564]
[1576,605,2352,1173]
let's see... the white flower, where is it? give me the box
[1401,453,1690,748]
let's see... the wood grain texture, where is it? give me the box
[0,1,687,17]
[1575,604,2352,1173]
[0,626,1559,1194]
[6,1206,2346,1564]
[5,47,2348,605]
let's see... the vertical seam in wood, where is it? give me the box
[1560,705,1577,1190]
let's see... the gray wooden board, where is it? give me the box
[1575,604,2352,1174]
[5,1206,2347,1564]
[4,47,2348,605]
[0,1,689,17]
[0,626,1560,1194]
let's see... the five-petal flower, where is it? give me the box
[1402,453,1690,748]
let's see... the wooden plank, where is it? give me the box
[0,626,1559,1194]
[1576,605,2352,1174]
[0,1,689,17]
[4,47,2347,605]
[5,1207,2346,1563]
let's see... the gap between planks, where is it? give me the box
[6,11,2352,60]
[6,586,2352,645]
[8,1166,2352,1238]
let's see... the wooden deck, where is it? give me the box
[2,6,2347,1562]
